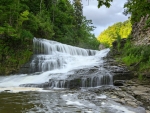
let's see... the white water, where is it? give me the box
[0,38,110,90]
[30,38,105,72]
[0,38,146,113]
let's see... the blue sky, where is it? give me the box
[82,0,129,37]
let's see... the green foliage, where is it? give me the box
[112,36,150,80]
[97,19,132,47]
[20,29,33,40]
[0,0,97,47]
[18,10,29,27]
[122,54,142,66]
[145,18,150,28]
[97,0,113,8]
[0,0,99,75]
[35,11,54,39]
[0,23,17,37]
[0,38,33,75]
[123,0,150,24]
[116,39,150,78]
[138,74,143,81]
[116,34,122,51]
[78,35,100,50]
[18,49,33,66]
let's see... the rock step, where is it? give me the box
[19,75,113,89]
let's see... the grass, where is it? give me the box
[113,37,150,81]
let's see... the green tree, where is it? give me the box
[123,0,150,24]
[72,0,83,44]
[97,19,132,47]
[97,0,113,8]
[0,0,100,75]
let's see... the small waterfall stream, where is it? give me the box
[0,38,145,113]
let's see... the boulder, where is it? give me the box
[114,80,125,86]
[99,44,106,50]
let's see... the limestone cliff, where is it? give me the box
[132,14,150,45]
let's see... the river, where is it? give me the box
[0,38,146,113]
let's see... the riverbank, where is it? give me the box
[0,39,33,75]
[87,81,150,113]
[104,47,150,113]
[111,80,150,113]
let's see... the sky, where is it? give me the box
[81,0,129,37]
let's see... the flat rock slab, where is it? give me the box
[146,110,150,113]
[123,80,150,111]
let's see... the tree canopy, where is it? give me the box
[97,19,132,47]
[97,0,113,8]
[0,0,99,48]
[123,0,150,24]
[0,0,100,75]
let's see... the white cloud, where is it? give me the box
[82,0,128,37]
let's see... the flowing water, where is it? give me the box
[0,38,145,113]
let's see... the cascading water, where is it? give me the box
[0,38,112,89]
[0,38,146,113]
[30,38,98,73]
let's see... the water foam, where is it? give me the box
[0,38,110,91]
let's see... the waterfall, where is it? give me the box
[33,38,97,56]
[30,38,98,73]
[0,38,112,89]
[0,38,146,113]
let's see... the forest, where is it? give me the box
[0,0,150,76]
[97,0,150,80]
[0,0,99,75]
[109,0,150,80]
[97,19,132,47]
[98,0,150,47]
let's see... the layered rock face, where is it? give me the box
[132,14,150,45]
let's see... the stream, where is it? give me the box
[0,38,146,113]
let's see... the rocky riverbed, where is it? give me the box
[19,47,150,113]
[102,50,150,113]
[118,80,150,113]
[85,79,150,113]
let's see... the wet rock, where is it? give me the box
[122,80,150,111]
[19,82,51,88]
[116,91,126,98]
[136,101,144,106]
[99,44,106,50]
[114,80,125,86]
[113,71,133,81]
[114,98,125,105]
[126,101,138,108]
[4,90,11,92]
[69,79,81,89]
[146,110,150,113]
[119,86,128,91]
[111,95,117,99]
[103,55,133,81]
[124,98,133,102]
